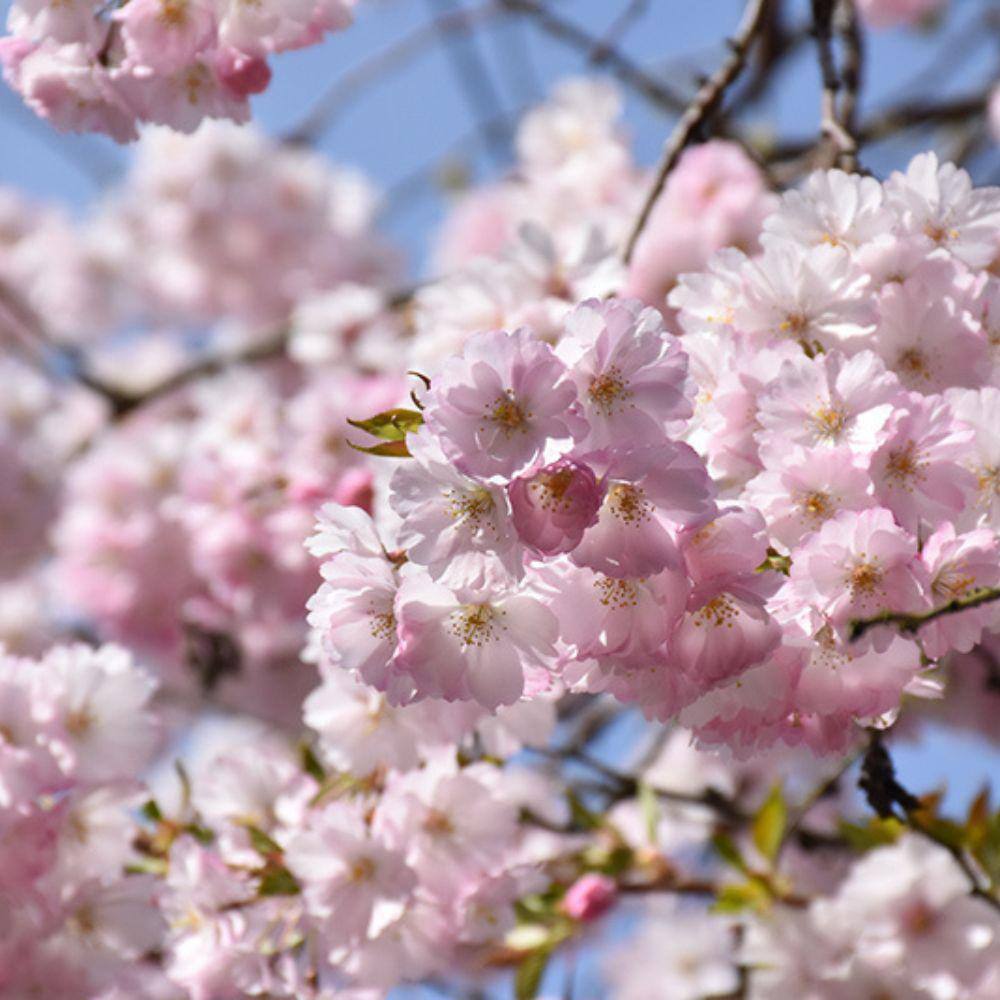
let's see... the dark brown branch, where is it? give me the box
[620,0,773,264]
[834,0,863,170]
[89,330,291,420]
[811,0,859,170]
[859,732,1000,915]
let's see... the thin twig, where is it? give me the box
[849,587,1000,642]
[590,0,649,65]
[620,0,772,264]
[89,330,292,420]
[422,0,512,165]
[859,732,1000,915]
[499,0,687,113]
[282,2,504,145]
[812,0,858,170]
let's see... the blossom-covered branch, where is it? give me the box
[849,587,1000,642]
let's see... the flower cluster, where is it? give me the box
[410,79,773,371]
[143,727,567,997]
[1,54,1000,996]
[0,643,166,997]
[313,151,1000,758]
[53,363,401,724]
[1,122,395,352]
[0,0,354,140]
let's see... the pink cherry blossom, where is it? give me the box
[392,573,559,708]
[869,392,976,532]
[917,523,1000,658]
[571,443,717,579]
[554,296,693,450]
[424,327,584,480]
[778,507,930,650]
[508,458,601,556]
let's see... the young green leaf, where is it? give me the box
[514,947,551,1000]
[752,785,787,863]
[347,408,423,441]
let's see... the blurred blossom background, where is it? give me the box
[1,0,1000,997]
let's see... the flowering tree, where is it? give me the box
[1,0,1000,996]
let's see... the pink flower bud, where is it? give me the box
[508,458,601,556]
[213,48,272,99]
[561,873,617,922]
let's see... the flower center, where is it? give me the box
[594,577,640,610]
[531,467,574,511]
[977,466,1000,501]
[448,603,504,647]
[848,559,883,598]
[606,483,652,525]
[423,808,455,836]
[932,569,976,601]
[488,391,527,434]
[810,406,848,442]
[692,595,738,628]
[65,708,94,738]
[901,899,938,936]
[349,857,376,882]
[779,312,809,337]
[159,0,189,26]
[368,609,396,643]
[923,223,958,245]
[897,348,930,382]
[798,490,832,521]
[588,366,631,415]
[885,441,924,484]
[445,486,494,527]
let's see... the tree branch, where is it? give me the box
[811,0,859,170]
[499,0,687,113]
[422,0,512,165]
[620,0,773,264]
[848,587,1000,642]
[859,731,1000,915]
[283,1,505,145]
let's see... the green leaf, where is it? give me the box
[183,822,215,845]
[713,877,772,914]
[140,799,163,824]
[125,857,169,877]
[638,782,660,846]
[258,866,300,897]
[838,817,904,851]
[752,785,787,864]
[347,408,423,442]
[756,547,791,575]
[514,947,550,1000]
[712,832,747,873]
[566,790,601,831]
[243,823,282,857]
[348,438,412,458]
[298,740,326,783]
